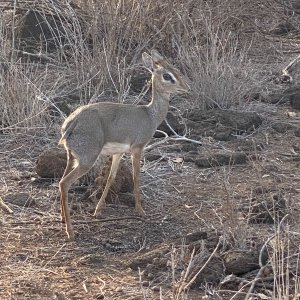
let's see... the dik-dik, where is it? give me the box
[59,50,189,239]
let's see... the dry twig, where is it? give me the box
[0,197,13,214]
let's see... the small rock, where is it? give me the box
[4,192,35,207]
[214,109,262,132]
[184,108,262,141]
[223,249,267,275]
[36,147,67,178]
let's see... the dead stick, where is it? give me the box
[280,53,300,83]
[74,216,145,224]
[0,197,13,214]
[6,216,145,226]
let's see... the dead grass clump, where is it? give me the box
[1,0,285,130]
[0,62,51,130]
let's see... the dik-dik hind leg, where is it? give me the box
[131,147,145,216]
[59,158,96,240]
[60,150,75,223]
[94,153,123,217]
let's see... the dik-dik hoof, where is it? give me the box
[67,232,75,242]
[93,212,102,218]
[67,235,75,241]
[135,206,146,217]
[93,207,104,218]
[66,230,75,241]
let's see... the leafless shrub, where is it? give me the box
[268,220,300,299]
[2,0,296,130]
[0,62,50,130]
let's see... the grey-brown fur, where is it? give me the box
[59,50,189,240]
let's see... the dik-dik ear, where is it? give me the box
[142,52,154,73]
[151,49,164,63]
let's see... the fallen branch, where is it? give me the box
[145,130,169,151]
[279,53,300,83]
[6,216,145,227]
[145,120,203,151]
[14,50,58,64]
[73,216,145,224]
[0,197,13,214]
[165,119,203,145]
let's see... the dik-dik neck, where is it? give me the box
[147,79,170,128]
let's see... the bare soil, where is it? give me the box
[1,102,300,299]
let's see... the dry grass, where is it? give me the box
[2,0,294,130]
[1,0,300,299]
[1,111,300,298]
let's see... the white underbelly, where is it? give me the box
[100,142,130,155]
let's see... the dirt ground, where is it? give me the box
[1,102,300,299]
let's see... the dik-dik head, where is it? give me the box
[142,50,190,94]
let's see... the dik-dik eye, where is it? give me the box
[163,73,175,83]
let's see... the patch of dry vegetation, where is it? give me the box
[1,0,300,299]
[1,0,295,129]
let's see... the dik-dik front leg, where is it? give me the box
[131,147,145,216]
